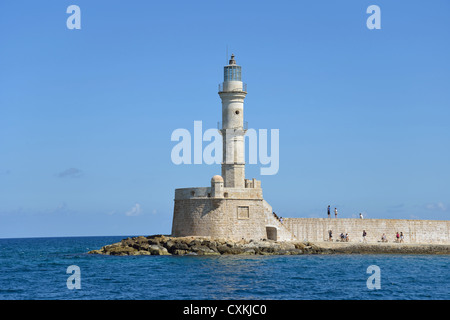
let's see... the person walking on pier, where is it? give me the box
[334,208,338,218]
[327,205,331,218]
[362,230,367,242]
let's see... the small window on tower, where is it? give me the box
[235,110,240,115]
[237,206,250,220]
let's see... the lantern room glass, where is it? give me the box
[224,65,242,81]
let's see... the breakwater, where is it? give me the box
[88,235,450,256]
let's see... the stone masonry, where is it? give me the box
[284,218,450,244]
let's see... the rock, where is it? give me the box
[190,239,203,247]
[88,235,312,256]
[149,245,171,256]
[88,249,103,254]
[293,242,306,250]
[280,242,296,251]
[289,249,303,255]
[136,250,151,255]
[243,249,256,255]
[173,241,189,251]
[108,246,136,256]
[165,240,175,250]
[190,245,219,255]
[135,236,148,242]
[216,245,232,254]
[260,246,276,254]
[216,245,243,255]
[121,238,134,247]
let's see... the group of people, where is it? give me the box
[327,205,338,218]
[327,230,367,242]
[325,205,408,243]
[381,232,404,243]
[328,229,406,243]
[328,230,350,242]
[327,205,364,219]
[272,212,283,224]
[327,230,369,242]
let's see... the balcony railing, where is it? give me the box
[218,83,247,93]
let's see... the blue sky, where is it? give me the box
[0,0,449,238]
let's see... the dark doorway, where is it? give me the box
[266,227,277,241]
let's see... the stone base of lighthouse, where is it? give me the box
[171,177,295,241]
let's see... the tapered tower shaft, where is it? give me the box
[218,54,247,188]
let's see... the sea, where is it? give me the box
[0,236,448,300]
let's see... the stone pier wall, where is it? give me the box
[283,218,450,244]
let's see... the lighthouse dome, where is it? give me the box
[211,175,224,183]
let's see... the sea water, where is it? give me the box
[0,236,448,300]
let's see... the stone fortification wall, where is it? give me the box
[171,197,268,241]
[172,189,297,241]
[283,218,450,244]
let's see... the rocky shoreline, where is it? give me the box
[87,235,450,256]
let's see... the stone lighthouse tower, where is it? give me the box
[219,54,247,188]
[171,54,295,241]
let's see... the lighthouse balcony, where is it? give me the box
[218,82,247,93]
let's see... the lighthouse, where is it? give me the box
[219,54,247,188]
[171,54,294,242]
